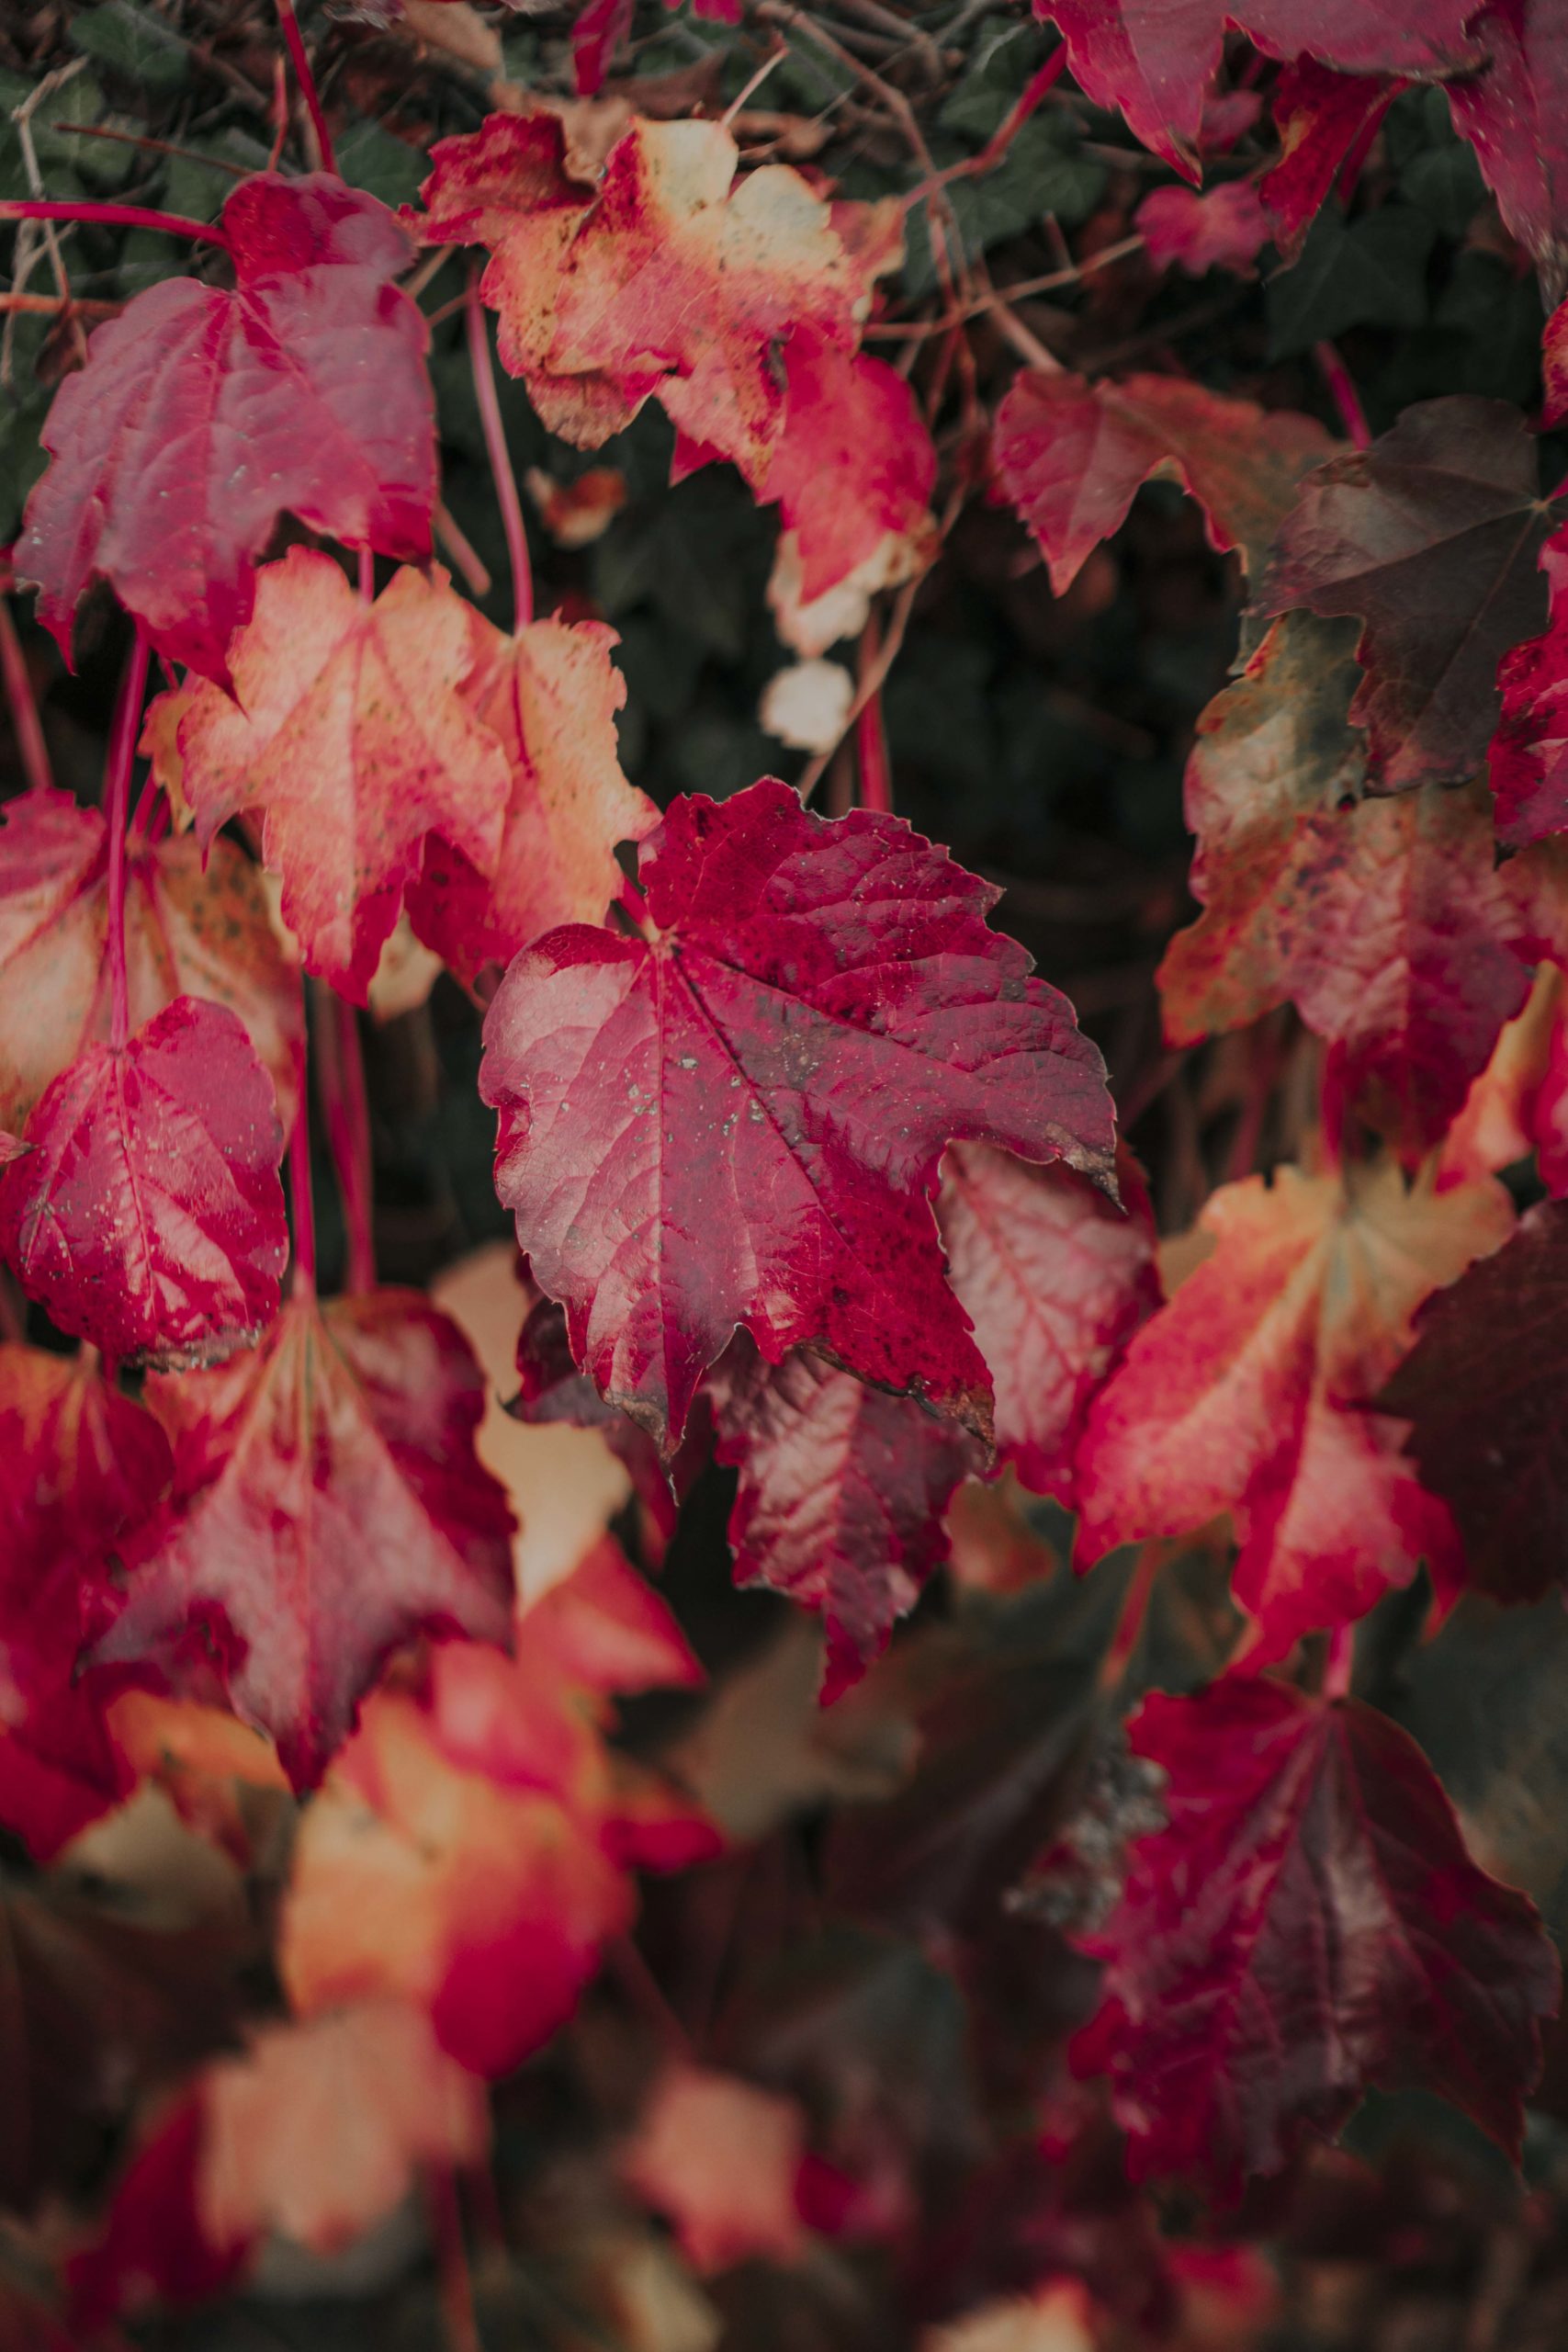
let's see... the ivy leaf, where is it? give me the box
[1265,203,1434,356]
[1071,1677,1559,2192]
[479,779,1114,1451]
[1262,395,1559,792]
[1450,2,1568,307]
[92,1290,516,1790]
[18,175,434,684]
[0,998,288,1371]
[1034,0,1477,176]
[159,549,511,1001]
[0,787,302,1136]
[709,1340,985,1700]
[993,371,1332,594]
[408,616,658,985]
[1074,1159,1513,1653]
[1382,1200,1568,1603]
[1158,613,1544,1161]
[935,1145,1158,1506]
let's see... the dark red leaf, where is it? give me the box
[1262,395,1558,793]
[709,1340,984,1699]
[1450,1,1568,309]
[18,175,434,683]
[0,997,288,1371]
[0,1134,26,1165]
[92,1288,515,1790]
[1071,1678,1560,2193]
[1034,1,1476,176]
[479,779,1113,1450]
[936,1145,1158,1506]
[994,370,1331,594]
[513,1291,702,1558]
[1382,1200,1568,1604]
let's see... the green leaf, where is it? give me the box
[1267,203,1434,356]
[336,113,427,212]
[68,1,190,93]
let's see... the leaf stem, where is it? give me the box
[311,978,376,1295]
[275,0,335,175]
[104,631,151,1054]
[0,198,230,246]
[1098,1539,1160,1691]
[855,613,892,814]
[1314,339,1371,450]
[288,1088,317,1300]
[0,596,52,797]
[1323,1622,1354,1702]
[425,2168,481,2352]
[465,267,532,633]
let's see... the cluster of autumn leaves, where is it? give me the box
[6,0,1568,2322]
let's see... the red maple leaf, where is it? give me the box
[936,1145,1158,1506]
[17,175,434,684]
[1260,60,1403,256]
[0,997,288,1370]
[0,1343,173,1855]
[1134,182,1272,276]
[710,1340,985,1700]
[91,1288,516,1789]
[1074,1159,1512,1652]
[1034,0,1476,177]
[1382,1200,1568,1603]
[1071,1677,1560,2192]
[0,786,302,1136]
[993,371,1331,595]
[1262,395,1559,793]
[281,1558,707,2073]
[158,548,511,1001]
[479,779,1114,1449]
[1158,613,1549,1162]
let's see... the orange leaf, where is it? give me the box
[160,548,510,1001]
[1074,1159,1514,1651]
[410,616,657,983]
[620,2064,807,2275]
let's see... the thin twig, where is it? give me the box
[0,597,51,797]
[434,501,492,598]
[54,122,250,175]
